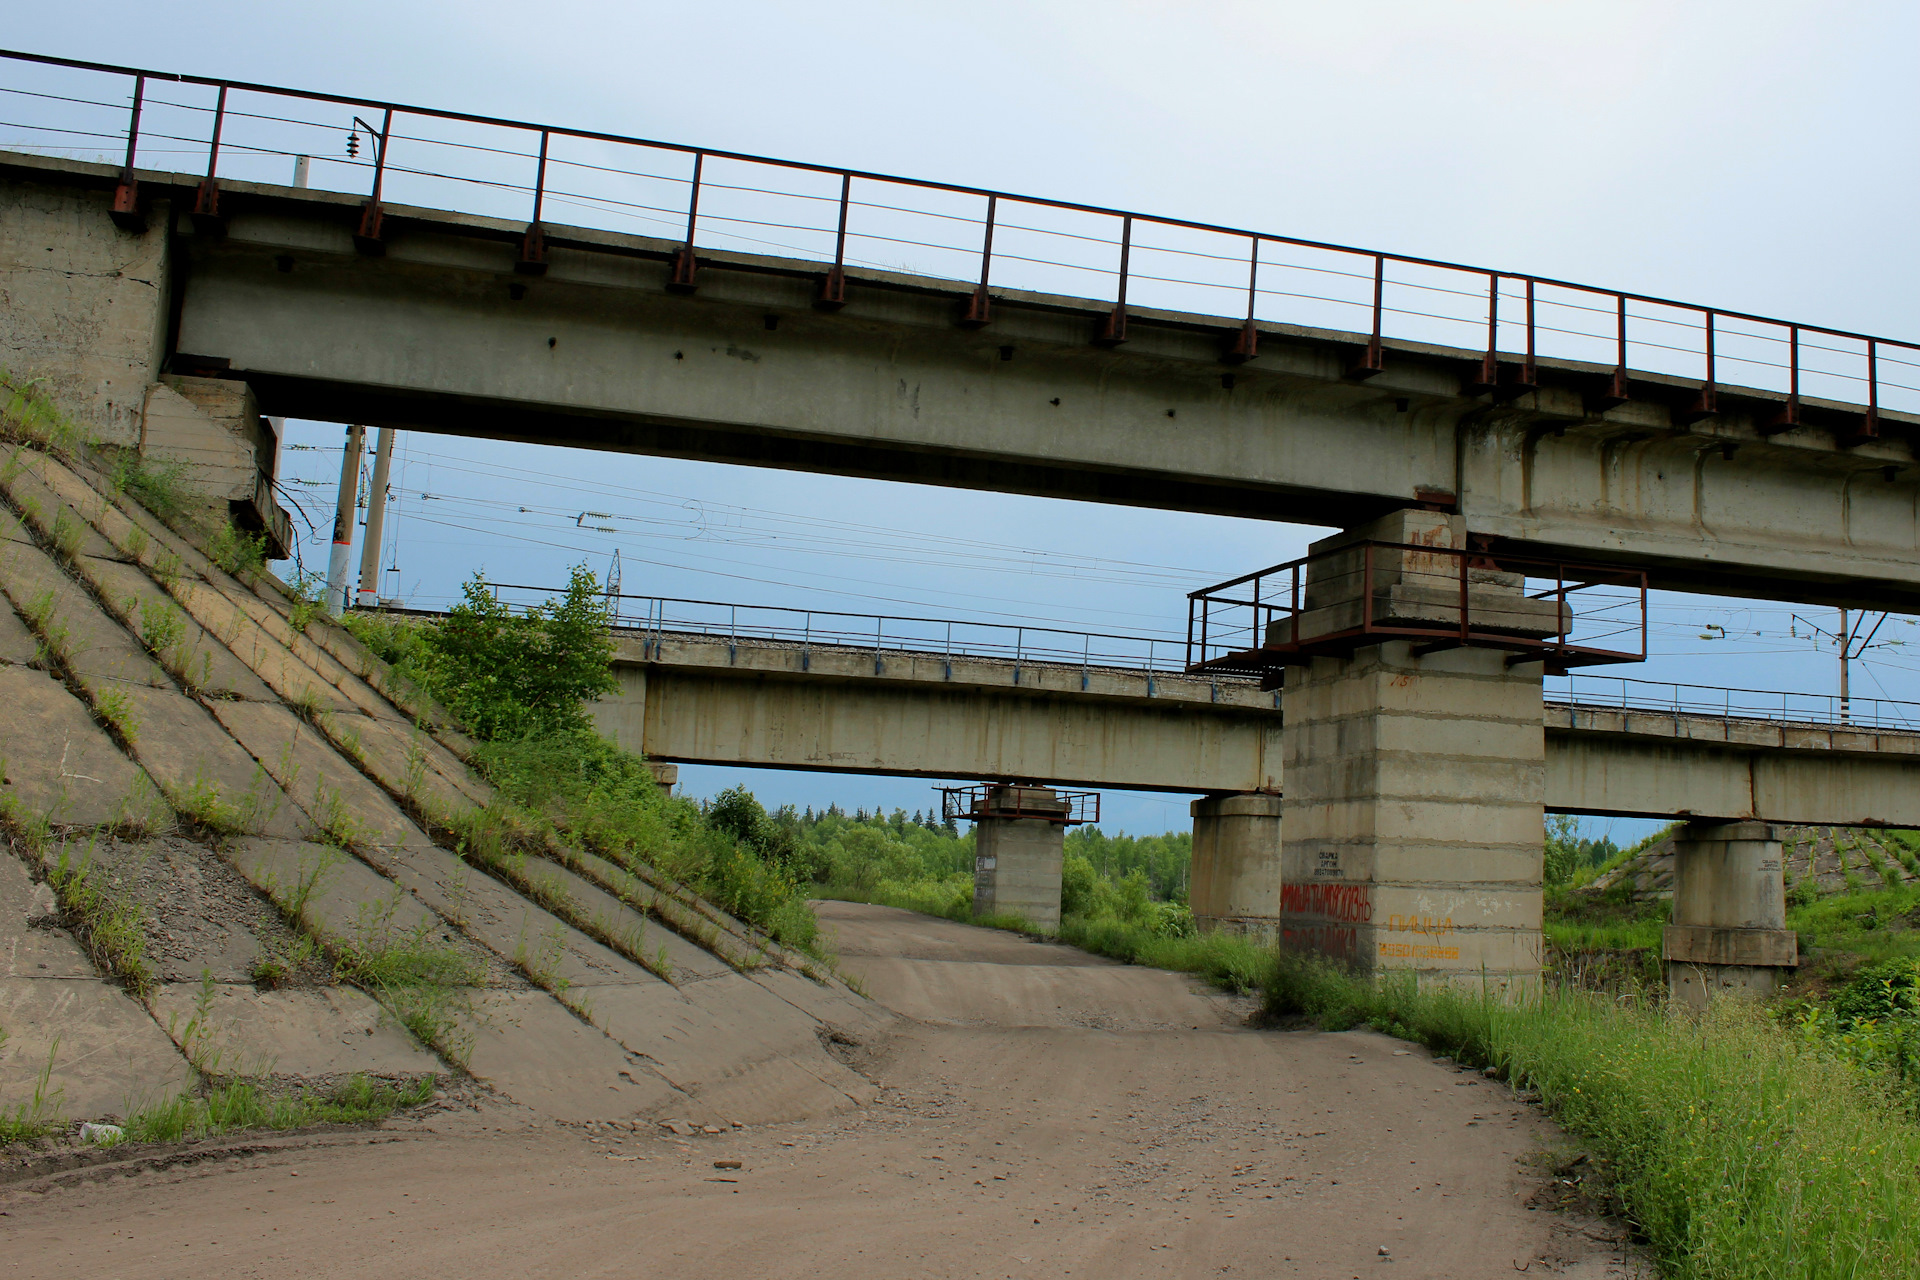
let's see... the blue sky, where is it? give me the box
[9,1,1917,839]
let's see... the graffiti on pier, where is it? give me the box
[1280,882,1372,923]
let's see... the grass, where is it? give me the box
[41,841,157,998]
[124,1074,434,1145]
[334,902,484,1066]
[0,1031,64,1146]
[1264,954,1920,1280]
[108,450,190,524]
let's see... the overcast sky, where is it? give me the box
[8,2,1916,838]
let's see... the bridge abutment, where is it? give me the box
[1663,820,1797,1011]
[971,785,1069,930]
[1189,793,1283,937]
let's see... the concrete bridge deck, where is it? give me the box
[6,138,1920,609]
[573,620,1920,828]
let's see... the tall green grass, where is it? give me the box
[1266,955,1920,1279]
[125,1075,434,1144]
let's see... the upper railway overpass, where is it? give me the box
[7,48,1913,990]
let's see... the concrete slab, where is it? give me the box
[227,838,514,987]
[315,710,492,819]
[76,555,278,701]
[0,977,193,1121]
[148,982,443,1079]
[112,686,312,840]
[568,849,756,976]
[207,699,428,848]
[0,458,127,562]
[161,578,357,715]
[361,842,654,989]
[0,597,37,664]
[527,853,732,983]
[745,964,892,1043]
[1,850,93,978]
[582,974,875,1124]
[461,988,689,1123]
[0,665,161,828]
[222,589,406,723]
[0,538,169,691]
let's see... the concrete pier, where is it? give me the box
[1275,510,1547,988]
[1664,820,1797,1010]
[1189,793,1283,937]
[971,785,1070,930]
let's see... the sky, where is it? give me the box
[7,1,1917,840]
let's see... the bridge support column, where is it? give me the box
[1664,821,1797,1011]
[1189,793,1282,937]
[972,785,1069,930]
[1279,642,1545,989]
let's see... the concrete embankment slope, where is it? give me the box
[0,437,884,1128]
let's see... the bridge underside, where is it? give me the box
[7,151,1920,610]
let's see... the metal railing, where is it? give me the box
[3,47,1916,427]
[1186,541,1648,677]
[939,784,1099,826]
[1548,674,1920,733]
[479,582,1200,675]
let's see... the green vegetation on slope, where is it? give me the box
[341,569,821,953]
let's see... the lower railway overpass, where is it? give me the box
[578,613,1920,831]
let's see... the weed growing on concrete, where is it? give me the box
[43,839,157,998]
[0,794,52,856]
[331,895,481,1065]
[0,374,92,454]
[0,1033,65,1146]
[21,589,70,666]
[122,524,148,563]
[171,771,245,835]
[137,597,186,658]
[124,1074,435,1144]
[92,688,140,743]
[166,971,226,1076]
[107,451,190,524]
[208,524,267,579]
[512,918,572,994]
[49,507,84,560]
[149,548,183,584]
[310,782,365,849]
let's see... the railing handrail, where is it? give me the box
[482,580,1181,648]
[1549,672,1920,730]
[5,41,1917,405]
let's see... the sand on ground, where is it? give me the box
[0,901,1637,1278]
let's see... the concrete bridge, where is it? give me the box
[8,50,1916,996]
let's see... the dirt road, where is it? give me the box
[0,903,1634,1278]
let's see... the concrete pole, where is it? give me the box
[356,427,395,608]
[325,423,364,616]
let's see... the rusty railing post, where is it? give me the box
[1348,254,1385,379]
[1469,272,1498,392]
[354,107,394,255]
[516,128,551,276]
[959,193,996,327]
[109,74,146,232]
[191,84,228,233]
[1223,236,1260,364]
[1094,215,1131,346]
[668,150,703,294]
[815,172,851,310]
[1764,324,1802,434]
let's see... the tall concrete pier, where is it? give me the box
[1273,511,1552,987]
[967,785,1072,930]
[1664,821,1798,1010]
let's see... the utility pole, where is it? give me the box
[325,423,364,616]
[1840,608,1851,723]
[356,427,395,609]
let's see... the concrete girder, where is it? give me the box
[8,152,1919,609]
